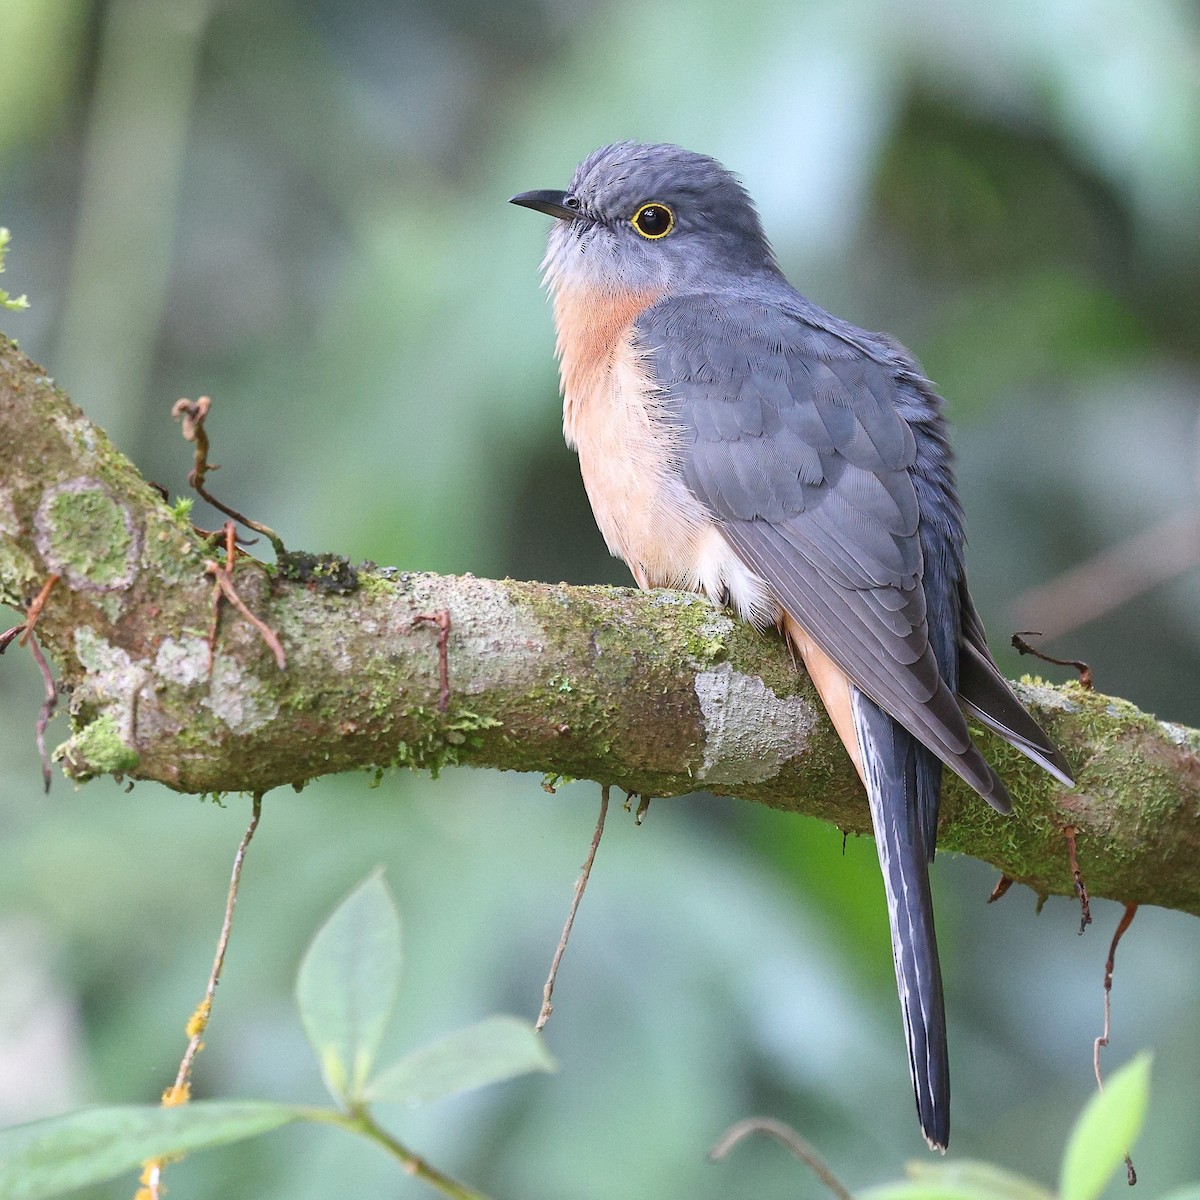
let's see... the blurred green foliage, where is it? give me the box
[1,0,1199,1197]
[0,872,553,1199]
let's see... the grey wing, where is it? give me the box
[639,293,1012,812]
[956,583,1076,787]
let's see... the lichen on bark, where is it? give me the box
[2,332,1199,916]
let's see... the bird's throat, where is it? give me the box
[550,283,663,432]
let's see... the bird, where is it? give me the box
[510,142,1074,1151]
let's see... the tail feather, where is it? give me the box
[851,687,950,1151]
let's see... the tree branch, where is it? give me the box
[3,334,1199,914]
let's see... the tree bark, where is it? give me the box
[2,334,1198,915]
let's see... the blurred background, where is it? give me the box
[1,0,1199,1195]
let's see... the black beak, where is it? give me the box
[509,189,582,221]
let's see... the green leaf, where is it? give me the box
[0,228,30,311]
[365,1015,555,1106]
[859,1159,1053,1200]
[0,1101,298,1200]
[296,869,403,1105]
[1158,1189,1200,1200]
[1060,1054,1151,1200]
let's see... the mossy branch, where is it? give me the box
[2,334,1199,915]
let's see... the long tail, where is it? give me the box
[850,687,950,1151]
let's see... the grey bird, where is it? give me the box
[511,141,1074,1150]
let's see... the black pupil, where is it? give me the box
[638,206,669,235]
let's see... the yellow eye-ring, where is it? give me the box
[632,202,675,239]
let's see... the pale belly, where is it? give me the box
[563,329,778,630]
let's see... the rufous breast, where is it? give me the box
[548,282,776,630]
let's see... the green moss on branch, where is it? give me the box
[2,333,1199,917]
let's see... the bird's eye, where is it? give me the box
[565,195,580,209]
[632,202,675,240]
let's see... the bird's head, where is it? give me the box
[510,142,779,298]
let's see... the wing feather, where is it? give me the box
[722,519,1010,810]
[639,292,1022,823]
[956,583,1076,787]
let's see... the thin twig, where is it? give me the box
[172,396,286,557]
[206,568,222,678]
[142,795,265,1200]
[708,1117,854,1200]
[17,573,59,647]
[1063,826,1092,934]
[302,1107,492,1200]
[3,584,63,790]
[622,791,652,822]
[1012,632,1093,689]
[204,523,287,670]
[1093,902,1138,1086]
[987,874,1015,904]
[174,793,264,1092]
[28,636,58,793]
[1093,902,1139,1188]
[205,564,287,669]
[536,784,610,1032]
[411,610,451,712]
